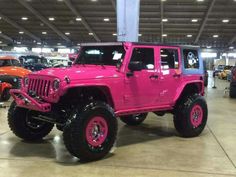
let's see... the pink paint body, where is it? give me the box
[10,42,204,116]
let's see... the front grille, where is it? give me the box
[28,78,51,97]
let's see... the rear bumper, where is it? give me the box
[10,89,51,112]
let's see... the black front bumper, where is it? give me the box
[0,75,21,89]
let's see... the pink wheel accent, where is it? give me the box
[190,105,203,128]
[86,116,108,147]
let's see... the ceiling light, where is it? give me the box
[37,42,41,45]
[42,31,47,35]
[91,0,97,2]
[197,0,204,2]
[57,43,61,45]
[162,18,168,22]
[0,31,2,34]
[162,34,167,37]
[222,19,229,23]
[76,17,82,21]
[89,32,94,35]
[191,19,198,22]
[213,34,219,38]
[229,46,234,49]
[0,17,1,20]
[77,43,80,46]
[48,17,55,21]
[187,34,192,37]
[206,46,212,49]
[138,34,142,36]
[104,18,110,22]
[21,17,28,20]
[19,31,24,34]
[17,41,21,44]
[57,0,63,1]
[161,0,167,1]
[65,32,70,35]
[112,33,117,36]
[0,41,2,44]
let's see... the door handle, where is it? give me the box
[173,73,181,78]
[149,75,158,79]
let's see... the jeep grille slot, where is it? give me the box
[28,78,51,97]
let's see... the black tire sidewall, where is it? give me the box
[0,88,11,101]
[174,95,208,137]
[63,102,117,162]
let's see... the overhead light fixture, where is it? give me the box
[197,0,204,2]
[57,0,63,2]
[187,34,192,38]
[0,41,2,44]
[222,19,229,23]
[17,41,21,44]
[19,31,24,34]
[0,17,2,20]
[57,43,61,45]
[162,18,168,22]
[89,32,94,35]
[213,34,219,38]
[112,33,117,36]
[48,17,55,21]
[37,42,42,45]
[162,34,167,37]
[161,0,167,2]
[76,17,82,21]
[21,17,28,21]
[104,18,110,22]
[91,0,97,2]
[229,46,234,49]
[206,46,212,49]
[77,43,80,46]
[42,31,47,35]
[65,32,70,35]
[191,19,198,22]
[0,31,2,34]
[138,34,142,36]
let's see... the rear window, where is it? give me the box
[183,49,199,69]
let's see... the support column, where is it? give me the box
[117,0,140,42]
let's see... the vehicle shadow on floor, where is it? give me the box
[9,120,178,165]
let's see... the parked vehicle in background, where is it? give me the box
[19,55,51,71]
[0,81,12,101]
[47,57,71,67]
[9,42,207,162]
[230,66,236,98]
[213,64,225,77]
[0,56,31,89]
[218,65,233,80]
[68,53,79,62]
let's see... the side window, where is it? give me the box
[161,48,179,69]
[130,48,155,70]
[183,49,199,69]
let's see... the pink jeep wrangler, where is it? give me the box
[9,42,207,162]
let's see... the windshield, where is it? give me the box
[0,59,21,67]
[75,45,126,66]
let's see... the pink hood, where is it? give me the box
[29,65,121,81]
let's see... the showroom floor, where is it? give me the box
[0,75,236,177]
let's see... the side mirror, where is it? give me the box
[128,61,143,71]
[68,61,73,66]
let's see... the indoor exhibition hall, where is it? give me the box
[0,0,236,177]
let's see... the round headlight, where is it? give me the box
[24,77,29,86]
[53,79,60,90]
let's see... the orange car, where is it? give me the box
[0,82,12,101]
[0,56,30,100]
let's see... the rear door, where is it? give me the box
[157,47,182,105]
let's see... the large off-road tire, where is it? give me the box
[229,84,236,98]
[0,88,11,102]
[120,113,148,126]
[8,101,54,141]
[174,94,208,137]
[63,101,118,162]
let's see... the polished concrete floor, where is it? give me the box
[0,76,236,177]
